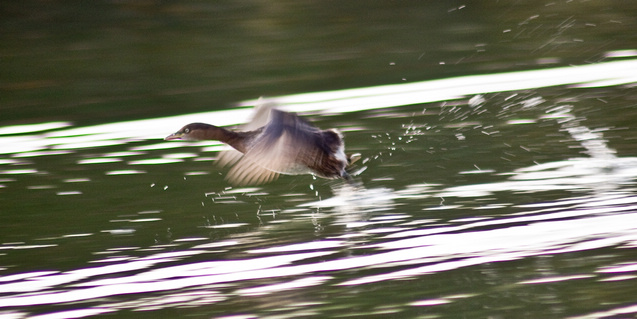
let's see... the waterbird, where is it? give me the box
[165,105,359,185]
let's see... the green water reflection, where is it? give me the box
[3,0,637,125]
[2,1,637,318]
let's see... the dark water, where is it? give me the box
[2,1,637,318]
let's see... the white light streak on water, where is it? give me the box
[1,59,636,157]
[0,122,72,135]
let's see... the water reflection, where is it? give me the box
[2,58,637,157]
[2,59,637,318]
[3,148,637,310]
[1,166,636,314]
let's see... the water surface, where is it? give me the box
[2,1,637,318]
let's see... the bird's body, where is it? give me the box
[165,107,354,185]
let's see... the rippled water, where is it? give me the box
[3,1,637,318]
[3,57,637,318]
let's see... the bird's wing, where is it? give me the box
[241,101,276,130]
[214,103,274,184]
[215,102,275,168]
[225,158,280,186]
[215,148,243,169]
[224,109,326,185]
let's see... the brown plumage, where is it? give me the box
[165,107,355,185]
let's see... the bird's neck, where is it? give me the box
[197,124,253,154]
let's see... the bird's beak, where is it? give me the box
[164,132,184,141]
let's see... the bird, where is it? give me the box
[164,105,358,186]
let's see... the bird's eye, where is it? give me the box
[184,128,190,134]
